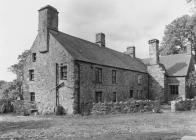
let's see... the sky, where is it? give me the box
[0,0,192,81]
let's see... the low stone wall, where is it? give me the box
[12,100,37,115]
[91,99,158,115]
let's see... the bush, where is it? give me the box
[175,99,193,111]
[55,105,66,115]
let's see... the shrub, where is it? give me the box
[55,105,66,115]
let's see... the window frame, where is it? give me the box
[32,53,36,62]
[95,68,102,83]
[129,90,133,98]
[60,66,67,80]
[30,92,35,102]
[95,91,102,103]
[112,92,117,102]
[169,85,179,95]
[112,70,117,84]
[137,75,142,85]
[29,69,34,81]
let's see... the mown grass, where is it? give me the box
[0,111,196,140]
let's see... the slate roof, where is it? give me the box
[142,54,192,76]
[49,30,147,73]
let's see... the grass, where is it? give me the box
[0,110,196,140]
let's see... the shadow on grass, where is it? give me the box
[0,120,52,133]
[60,131,195,140]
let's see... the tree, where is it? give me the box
[9,50,30,81]
[5,50,31,99]
[160,15,196,56]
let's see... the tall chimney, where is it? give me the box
[38,5,58,32]
[126,46,135,58]
[38,5,58,53]
[96,33,105,47]
[149,39,159,65]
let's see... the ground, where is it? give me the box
[0,109,196,140]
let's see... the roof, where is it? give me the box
[49,30,147,73]
[142,54,192,76]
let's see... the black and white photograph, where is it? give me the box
[1,0,196,139]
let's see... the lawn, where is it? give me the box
[0,110,196,140]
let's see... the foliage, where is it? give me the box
[0,50,31,100]
[160,15,195,55]
[186,71,196,87]
[8,50,30,81]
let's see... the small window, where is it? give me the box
[170,85,179,95]
[60,66,67,80]
[112,70,117,84]
[129,90,133,98]
[32,53,36,62]
[95,92,102,103]
[113,92,117,102]
[95,68,102,83]
[29,70,34,81]
[30,92,35,101]
[137,75,142,85]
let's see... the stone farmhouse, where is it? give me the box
[22,5,195,114]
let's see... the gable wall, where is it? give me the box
[23,33,75,114]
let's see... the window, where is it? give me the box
[113,92,117,102]
[129,90,133,98]
[32,53,36,62]
[29,70,34,81]
[112,70,117,84]
[95,92,102,103]
[137,75,142,85]
[170,85,179,95]
[95,68,102,83]
[30,92,35,101]
[60,66,67,80]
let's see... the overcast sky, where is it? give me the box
[0,0,191,81]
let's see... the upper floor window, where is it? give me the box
[30,92,35,101]
[95,68,102,83]
[29,70,34,81]
[112,70,117,84]
[137,75,142,85]
[60,66,67,80]
[32,53,36,62]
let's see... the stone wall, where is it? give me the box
[147,64,166,101]
[23,32,75,115]
[75,61,149,114]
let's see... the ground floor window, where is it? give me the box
[113,92,117,102]
[30,92,35,101]
[129,90,133,98]
[169,85,179,95]
[95,92,102,103]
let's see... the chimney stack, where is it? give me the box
[186,45,192,55]
[38,5,58,53]
[126,46,135,58]
[96,33,105,47]
[149,39,159,65]
[38,5,59,32]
